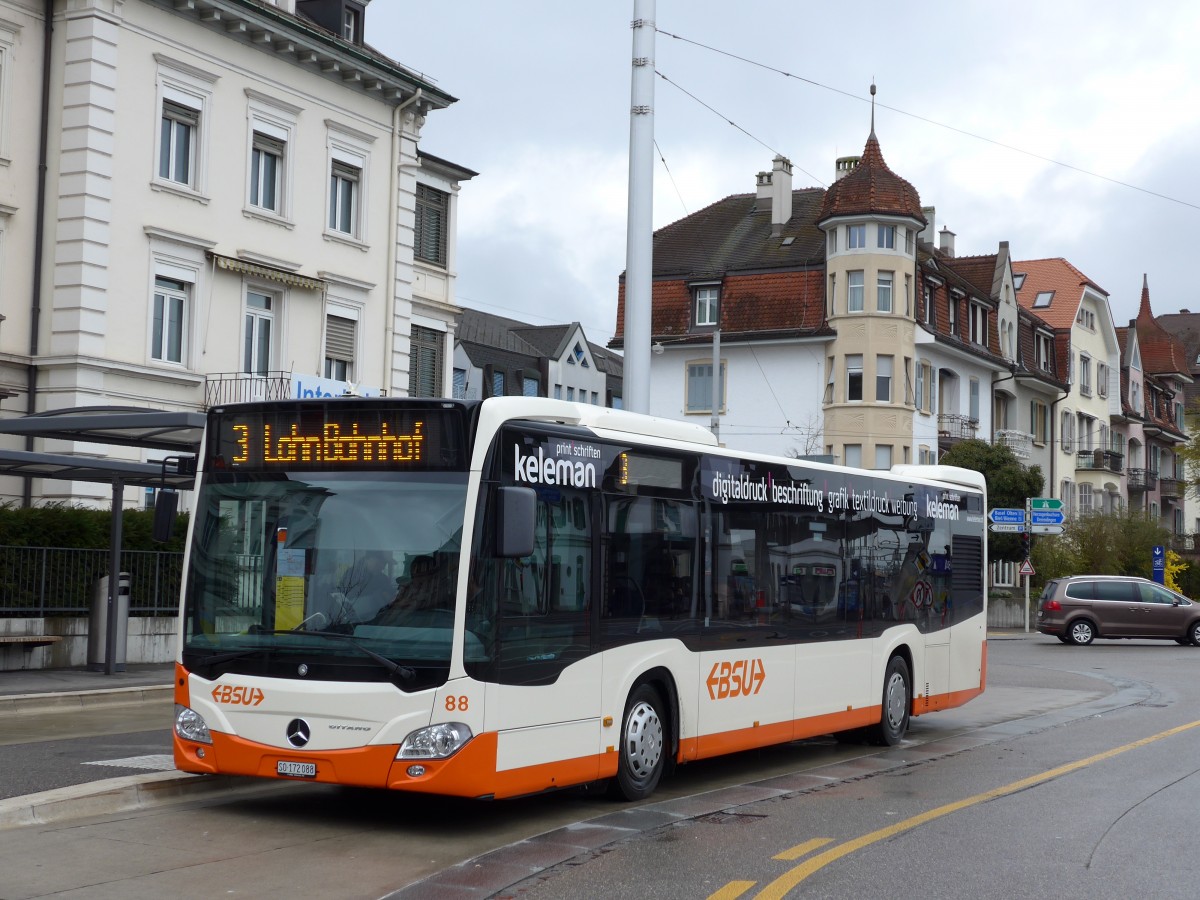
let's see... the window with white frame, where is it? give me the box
[1076,307,1095,329]
[0,26,14,164]
[876,355,893,403]
[827,228,837,255]
[904,228,914,254]
[249,131,283,213]
[1061,479,1074,516]
[1061,410,1073,452]
[1031,399,1048,444]
[452,368,468,399]
[948,294,959,334]
[686,360,726,413]
[1079,355,1092,395]
[326,124,373,242]
[848,271,864,312]
[409,325,444,397]
[918,445,935,464]
[154,58,216,195]
[874,444,893,469]
[1035,332,1053,371]
[904,274,911,315]
[1079,482,1093,513]
[877,271,893,312]
[694,285,719,326]
[1034,291,1053,308]
[915,362,926,411]
[323,313,356,381]
[243,289,277,375]
[969,377,980,421]
[847,224,866,249]
[923,285,934,326]
[415,184,449,266]
[847,354,863,402]
[151,276,188,364]
[824,357,835,404]
[877,224,895,249]
[968,302,988,345]
[844,444,862,468]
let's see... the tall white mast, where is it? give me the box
[623,0,655,413]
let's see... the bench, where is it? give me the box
[0,635,63,649]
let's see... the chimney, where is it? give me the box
[835,156,860,181]
[939,226,956,257]
[771,155,792,234]
[918,206,936,246]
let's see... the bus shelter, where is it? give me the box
[0,407,203,674]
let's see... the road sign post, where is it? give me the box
[1152,545,1165,585]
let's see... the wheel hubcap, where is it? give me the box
[885,672,906,728]
[624,701,663,779]
[1072,623,1091,642]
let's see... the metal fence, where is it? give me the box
[0,547,183,617]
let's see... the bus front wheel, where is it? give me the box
[869,655,911,746]
[611,684,666,801]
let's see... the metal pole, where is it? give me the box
[710,328,721,442]
[623,0,655,413]
[105,477,123,676]
[1024,497,1031,633]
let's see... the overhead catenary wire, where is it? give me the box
[657,27,1200,213]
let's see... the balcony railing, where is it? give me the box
[938,413,978,443]
[994,429,1032,460]
[1127,468,1157,492]
[204,371,293,408]
[1158,477,1181,501]
[1076,448,1124,474]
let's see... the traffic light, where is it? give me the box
[1022,530,1031,559]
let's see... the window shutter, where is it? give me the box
[325,315,355,363]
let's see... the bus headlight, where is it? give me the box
[398,722,472,759]
[175,704,212,745]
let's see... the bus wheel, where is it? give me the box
[869,656,911,746]
[611,684,666,801]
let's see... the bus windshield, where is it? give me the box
[182,470,468,689]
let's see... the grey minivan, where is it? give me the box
[1036,575,1200,646]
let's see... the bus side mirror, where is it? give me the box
[495,486,536,558]
[153,490,179,543]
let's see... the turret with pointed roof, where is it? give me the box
[817,130,926,226]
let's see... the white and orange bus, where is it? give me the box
[173,397,987,800]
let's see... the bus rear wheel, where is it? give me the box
[611,684,666,801]
[869,655,911,746]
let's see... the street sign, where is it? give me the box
[989,523,1027,533]
[1152,545,1165,585]
[988,508,1025,524]
[1018,558,1035,576]
[1030,510,1065,526]
[1030,524,1065,535]
[1030,497,1064,512]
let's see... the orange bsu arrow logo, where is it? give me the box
[212,684,265,706]
[706,658,766,699]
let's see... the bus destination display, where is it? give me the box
[210,406,465,471]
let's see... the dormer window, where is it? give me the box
[343,6,360,41]
[298,1,366,46]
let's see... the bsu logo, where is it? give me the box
[706,658,766,700]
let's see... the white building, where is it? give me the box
[0,0,465,505]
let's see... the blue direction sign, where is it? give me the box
[1152,545,1165,585]
[989,508,1025,524]
[1030,509,1065,526]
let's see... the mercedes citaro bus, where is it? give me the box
[172,397,988,800]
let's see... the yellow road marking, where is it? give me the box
[755,719,1200,899]
[707,880,756,900]
[773,837,834,861]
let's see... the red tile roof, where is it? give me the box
[1133,275,1191,377]
[818,132,925,224]
[1012,258,1105,329]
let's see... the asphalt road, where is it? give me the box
[3,635,1190,899]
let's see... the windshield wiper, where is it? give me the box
[255,629,417,681]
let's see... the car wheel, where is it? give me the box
[868,655,911,746]
[610,684,666,801]
[1189,621,1200,646]
[1067,619,1095,646]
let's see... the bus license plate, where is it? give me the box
[277,760,317,778]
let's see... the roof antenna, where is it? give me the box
[870,81,877,135]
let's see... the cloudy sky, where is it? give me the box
[373,2,1200,347]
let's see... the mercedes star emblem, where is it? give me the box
[286,718,311,748]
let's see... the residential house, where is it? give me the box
[1013,259,1123,516]
[0,0,462,506]
[453,308,622,406]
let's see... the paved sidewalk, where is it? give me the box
[0,662,174,716]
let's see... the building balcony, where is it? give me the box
[1127,468,1157,492]
[938,413,978,447]
[994,429,1032,460]
[1171,534,1194,553]
[1076,448,1124,474]
[204,371,293,408]
[1158,477,1181,502]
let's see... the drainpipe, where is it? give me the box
[382,88,423,397]
[1048,384,1071,497]
[24,0,54,507]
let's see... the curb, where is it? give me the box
[0,684,173,718]
[0,770,283,830]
